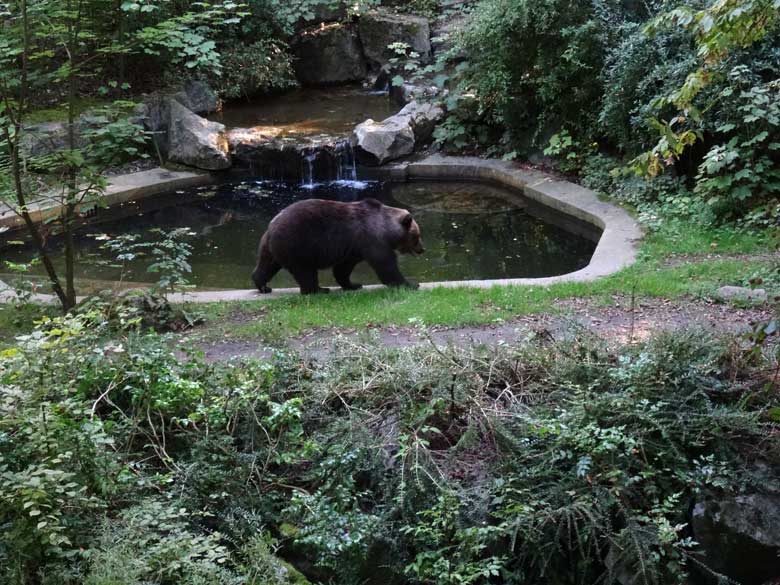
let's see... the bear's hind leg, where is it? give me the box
[333,259,362,291]
[290,267,329,295]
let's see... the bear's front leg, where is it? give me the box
[252,234,281,294]
[290,267,330,295]
[333,259,363,291]
[367,252,415,289]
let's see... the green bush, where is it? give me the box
[1,311,778,584]
[437,0,780,225]
[213,40,297,100]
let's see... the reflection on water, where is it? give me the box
[209,86,397,139]
[0,181,600,291]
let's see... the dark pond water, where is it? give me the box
[209,86,397,139]
[0,181,600,291]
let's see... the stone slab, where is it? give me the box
[0,167,214,233]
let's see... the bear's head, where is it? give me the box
[397,212,424,255]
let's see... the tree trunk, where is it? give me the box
[2,0,71,311]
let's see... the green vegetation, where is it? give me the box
[1,1,780,583]
[1,309,778,584]
[434,0,780,226]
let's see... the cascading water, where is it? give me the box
[332,140,365,189]
[292,139,366,189]
[301,150,317,189]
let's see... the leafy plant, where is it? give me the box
[213,39,297,99]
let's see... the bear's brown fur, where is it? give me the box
[252,198,424,295]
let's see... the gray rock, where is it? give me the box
[358,9,431,68]
[353,99,443,165]
[20,112,114,159]
[20,121,71,158]
[166,100,230,170]
[353,116,415,166]
[396,100,444,142]
[691,492,780,584]
[227,127,352,182]
[389,82,441,106]
[292,23,368,86]
[716,286,767,303]
[295,0,347,28]
[173,79,219,115]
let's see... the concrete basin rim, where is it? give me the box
[0,156,642,305]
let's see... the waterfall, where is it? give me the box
[294,140,365,189]
[301,150,317,189]
[333,140,364,188]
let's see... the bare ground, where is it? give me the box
[189,295,774,362]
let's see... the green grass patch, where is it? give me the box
[183,220,773,342]
[26,97,112,124]
[2,221,772,344]
[187,254,772,343]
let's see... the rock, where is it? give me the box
[353,98,443,165]
[227,127,353,182]
[358,9,431,68]
[389,82,440,106]
[166,100,231,170]
[295,0,347,28]
[691,492,780,584]
[292,23,368,86]
[173,79,219,115]
[353,116,415,165]
[396,100,444,142]
[135,96,171,156]
[716,286,767,303]
[20,112,116,159]
[20,121,71,158]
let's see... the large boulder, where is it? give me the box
[292,23,368,85]
[353,116,415,166]
[353,99,443,165]
[227,128,351,182]
[20,121,72,158]
[166,100,230,170]
[135,95,171,155]
[295,0,347,29]
[691,490,780,584]
[358,9,431,68]
[172,79,219,115]
[20,112,120,160]
[396,100,444,142]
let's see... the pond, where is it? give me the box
[209,86,397,140]
[0,180,600,292]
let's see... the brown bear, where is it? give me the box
[252,198,424,294]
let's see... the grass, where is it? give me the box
[1,221,773,345]
[25,97,112,124]
[181,222,775,343]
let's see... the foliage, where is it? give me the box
[213,40,297,99]
[1,311,778,584]
[100,227,196,298]
[438,0,780,225]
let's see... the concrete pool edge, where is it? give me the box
[0,155,642,305]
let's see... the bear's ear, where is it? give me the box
[400,213,413,229]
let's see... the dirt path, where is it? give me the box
[191,296,774,362]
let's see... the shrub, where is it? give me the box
[1,314,778,584]
[213,40,297,100]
